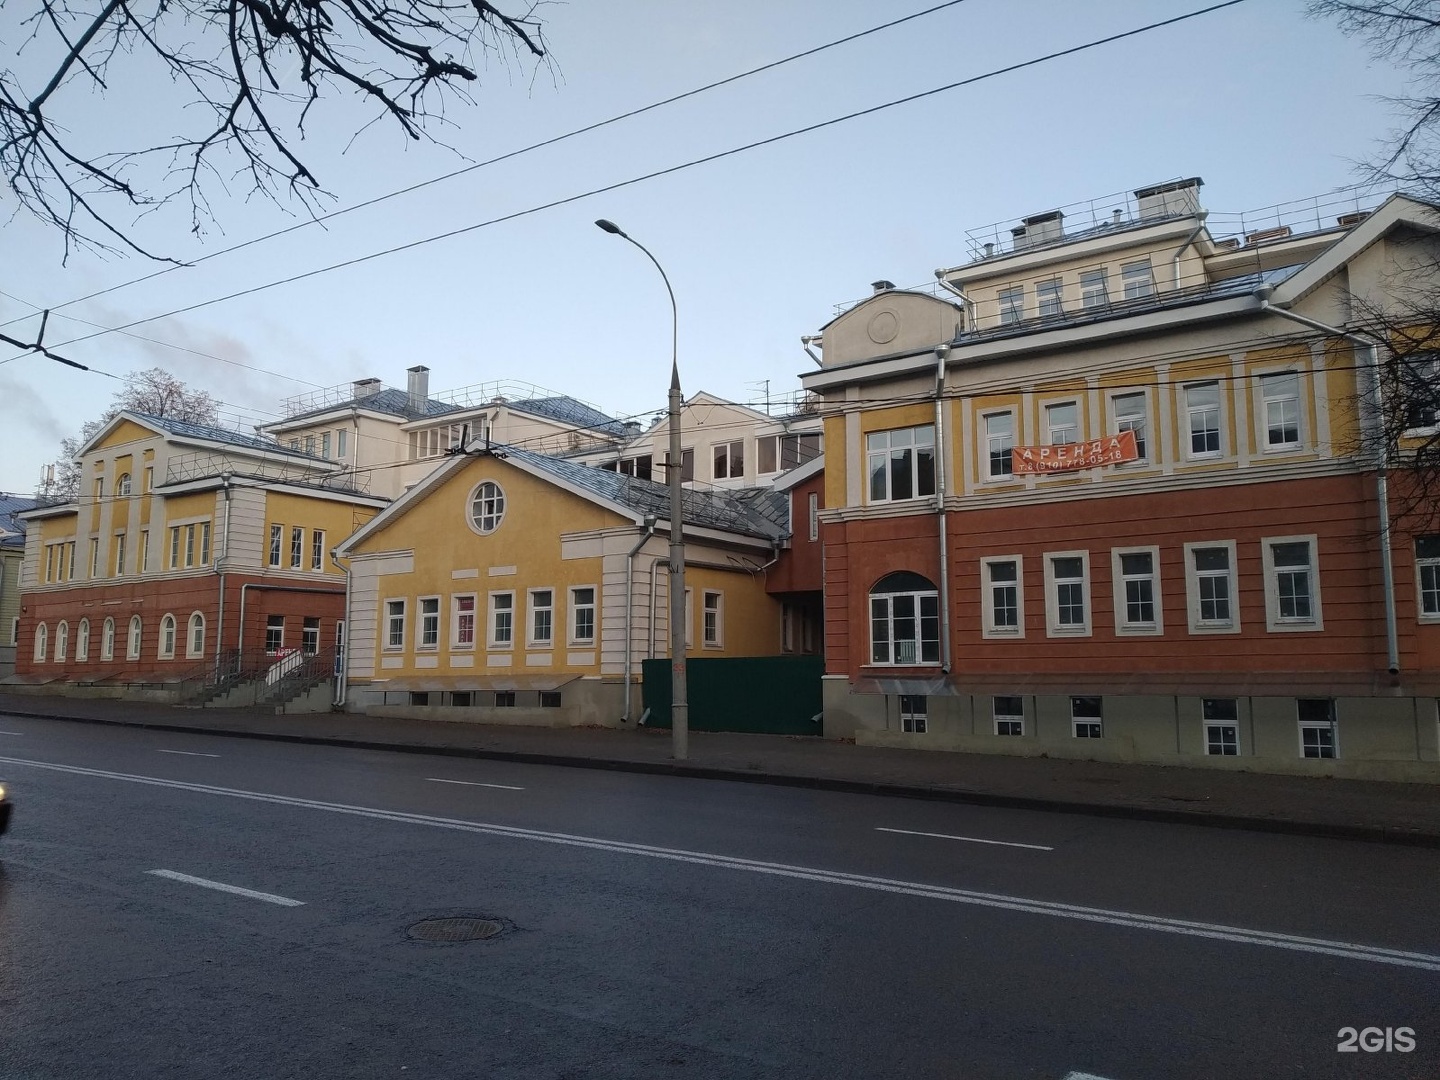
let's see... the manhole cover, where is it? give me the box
[406,917,504,943]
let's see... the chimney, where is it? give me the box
[1133,177,1204,221]
[871,280,896,294]
[407,365,430,414]
[1011,209,1064,251]
[353,377,382,400]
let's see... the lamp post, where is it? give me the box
[596,219,688,760]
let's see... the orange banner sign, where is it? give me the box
[1011,430,1139,474]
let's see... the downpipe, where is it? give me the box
[934,344,952,674]
[623,515,658,722]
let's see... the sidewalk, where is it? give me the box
[1,692,1438,847]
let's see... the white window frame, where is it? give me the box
[143,466,154,493]
[1416,536,1440,622]
[1036,277,1063,318]
[127,616,142,661]
[114,532,127,576]
[982,411,1015,480]
[263,615,285,654]
[383,599,406,651]
[417,596,441,650]
[1183,381,1223,460]
[158,614,176,660]
[866,425,936,504]
[337,429,349,458]
[311,529,325,571]
[1262,534,1323,631]
[1203,698,1240,756]
[1400,352,1439,434]
[90,537,100,578]
[808,492,819,542]
[1258,369,1303,451]
[101,618,115,661]
[452,594,477,649]
[1298,699,1338,759]
[998,286,1024,325]
[187,612,206,659]
[489,591,515,648]
[993,695,1025,737]
[1110,391,1149,464]
[1184,540,1240,634]
[1044,400,1079,446]
[116,472,132,497]
[469,481,506,535]
[138,529,150,575]
[1071,696,1103,739]
[684,588,694,650]
[569,586,597,646]
[702,590,724,649]
[1080,268,1108,309]
[54,620,68,663]
[1043,550,1091,637]
[899,694,928,733]
[712,440,745,480]
[1120,258,1155,301]
[980,555,1024,639]
[1111,546,1163,635]
[268,524,283,567]
[868,574,941,666]
[290,526,304,569]
[33,623,47,662]
[528,588,555,647]
[76,618,90,663]
[321,432,332,458]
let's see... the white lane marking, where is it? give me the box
[0,731,23,736]
[427,777,524,791]
[7,755,1439,974]
[155,749,220,758]
[877,826,1054,851]
[147,869,304,907]
[1063,1074,1120,1080]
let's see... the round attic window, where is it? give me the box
[867,310,899,344]
[468,481,506,535]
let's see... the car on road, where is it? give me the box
[0,781,9,835]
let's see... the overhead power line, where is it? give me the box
[7,0,1250,366]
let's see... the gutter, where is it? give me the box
[934,344,952,674]
[1254,284,1399,674]
[622,515,659,722]
[933,274,978,330]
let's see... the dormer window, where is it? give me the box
[1080,269,1109,310]
[998,286,1024,326]
[1122,259,1155,300]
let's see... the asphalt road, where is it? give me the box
[0,712,1435,1080]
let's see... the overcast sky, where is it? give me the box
[0,0,1415,493]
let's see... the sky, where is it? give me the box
[0,0,1418,494]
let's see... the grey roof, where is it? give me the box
[506,447,788,540]
[130,411,324,458]
[512,396,630,437]
[0,493,40,548]
[953,263,1305,348]
[284,387,463,424]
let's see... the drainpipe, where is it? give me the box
[623,514,659,722]
[1253,284,1399,674]
[214,472,232,680]
[1171,211,1209,291]
[330,548,351,707]
[648,556,666,656]
[934,344,952,674]
[933,274,979,331]
[800,335,823,367]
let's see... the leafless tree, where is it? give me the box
[1,0,548,261]
[40,367,220,498]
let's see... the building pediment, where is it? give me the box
[819,290,962,368]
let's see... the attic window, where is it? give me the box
[469,481,506,535]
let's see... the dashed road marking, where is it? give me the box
[427,777,525,791]
[155,749,220,758]
[8,755,1440,974]
[877,826,1054,851]
[147,869,304,907]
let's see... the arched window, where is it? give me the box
[127,616,143,661]
[159,614,176,659]
[116,472,132,496]
[187,612,206,658]
[77,618,91,662]
[102,618,115,661]
[55,620,69,662]
[868,571,940,666]
[33,623,48,662]
[468,481,506,534]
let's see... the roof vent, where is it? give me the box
[1214,237,1242,251]
[871,280,896,294]
[1244,225,1292,247]
[1337,211,1371,228]
[407,365,430,414]
[353,378,382,399]
[1011,209,1064,251]
[1133,177,1203,221]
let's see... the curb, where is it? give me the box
[7,707,1439,849]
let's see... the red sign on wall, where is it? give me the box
[1011,430,1139,474]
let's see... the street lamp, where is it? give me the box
[595,219,689,760]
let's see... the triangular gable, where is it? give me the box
[337,448,645,556]
[1272,193,1440,307]
[79,413,166,456]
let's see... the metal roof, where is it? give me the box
[280,387,463,425]
[129,411,323,458]
[0,493,39,548]
[506,447,788,540]
[513,396,630,437]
